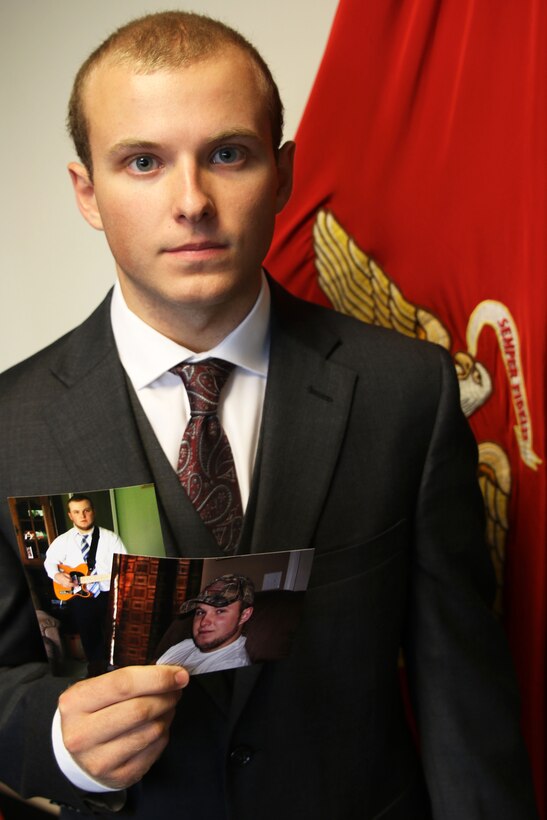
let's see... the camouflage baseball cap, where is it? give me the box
[180,574,255,614]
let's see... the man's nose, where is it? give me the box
[200,611,214,626]
[172,162,215,223]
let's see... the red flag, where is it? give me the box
[267,0,546,812]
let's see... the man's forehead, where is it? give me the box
[84,46,263,103]
[81,51,270,151]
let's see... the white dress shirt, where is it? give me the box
[156,635,250,674]
[110,276,271,507]
[44,526,126,593]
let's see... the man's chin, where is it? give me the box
[194,634,237,653]
[194,638,223,653]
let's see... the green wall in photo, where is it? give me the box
[113,484,165,556]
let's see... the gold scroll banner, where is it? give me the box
[466,300,542,470]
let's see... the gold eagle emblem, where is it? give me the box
[313,209,493,417]
[312,209,519,613]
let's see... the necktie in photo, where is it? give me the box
[81,533,100,597]
[80,533,90,562]
[171,358,243,553]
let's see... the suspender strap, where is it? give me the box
[87,527,100,573]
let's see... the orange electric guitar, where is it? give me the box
[53,563,111,601]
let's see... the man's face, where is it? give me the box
[192,601,253,653]
[67,500,95,532]
[69,48,294,339]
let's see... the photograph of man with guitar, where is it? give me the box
[43,494,127,675]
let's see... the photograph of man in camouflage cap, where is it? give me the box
[156,574,255,674]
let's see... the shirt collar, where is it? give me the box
[73,526,94,537]
[110,274,270,390]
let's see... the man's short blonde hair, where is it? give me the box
[67,10,284,175]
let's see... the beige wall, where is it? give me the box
[0,0,338,372]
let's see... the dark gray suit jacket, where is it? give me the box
[0,281,538,818]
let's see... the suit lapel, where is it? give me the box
[244,282,357,553]
[231,282,357,727]
[40,294,152,492]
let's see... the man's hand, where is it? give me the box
[58,665,189,790]
[53,570,75,588]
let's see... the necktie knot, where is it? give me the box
[171,358,235,416]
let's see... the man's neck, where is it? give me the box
[117,277,262,352]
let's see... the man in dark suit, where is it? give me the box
[0,10,538,819]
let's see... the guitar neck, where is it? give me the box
[78,574,111,585]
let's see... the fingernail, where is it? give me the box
[174,669,188,687]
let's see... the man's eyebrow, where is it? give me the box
[107,139,162,159]
[209,129,261,143]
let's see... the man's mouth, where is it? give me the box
[163,241,228,254]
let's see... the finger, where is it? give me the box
[59,665,188,715]
[71,719,175,790]
[62,689,182,753]
[67,703,178,785]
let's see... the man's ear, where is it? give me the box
[275,140,295,214]
[68,162,104,231]
[238,606,254,626]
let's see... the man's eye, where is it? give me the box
[128,155,160,173]
[211,146,244,165]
